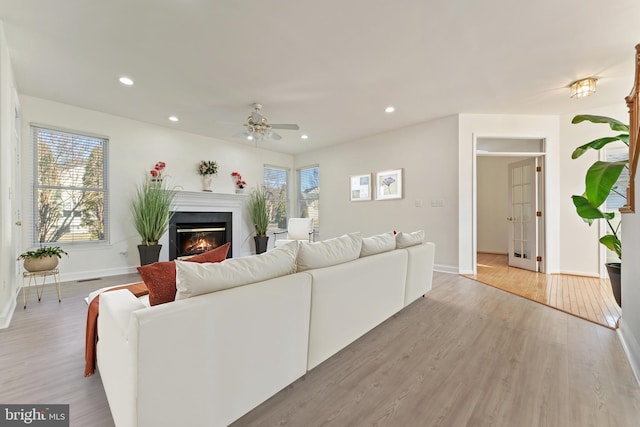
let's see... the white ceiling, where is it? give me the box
[1,0,638,155]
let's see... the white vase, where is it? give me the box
[235,187,245,194]
[202,175,213,192]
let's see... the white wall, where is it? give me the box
[477,156,522,254]
[0,23,19,328]
[294,115,460,272]
[620,163,640,384]
[558,104,628,277]
[458,114,561,274]
[19,95,294,282]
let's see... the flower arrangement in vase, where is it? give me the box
[198,160,218,192]
[231,171,247,194]
[150,161,166,181]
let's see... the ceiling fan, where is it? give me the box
[234,103,299,142]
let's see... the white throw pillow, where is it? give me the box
[174,241,298,300]
[297,232,362,272]
[395,230,425,248]
[360,232,396,257]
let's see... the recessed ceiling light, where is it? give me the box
[385,106,395,113]
[301,134,309,140]
[247,135,254,140]
[119,76,134,86]
[168,116,179,122]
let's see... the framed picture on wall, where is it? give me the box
[375,169,403,200]
[350,174,372,201]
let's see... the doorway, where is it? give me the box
[475,137,546,273]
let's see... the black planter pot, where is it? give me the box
[606,262,621,308]
[138,244,162,266]
[254,236,269,254]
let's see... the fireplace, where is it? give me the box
[169,211,232,260]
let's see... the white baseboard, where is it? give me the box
[0,290,18,329]
[57,266,138,283]
[618,319,640,387]
[557,269,601,278]
[434,264,459,274]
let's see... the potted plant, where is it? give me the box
[131,170,176,265]
[18,246,68,272]
[570,114,628,307]
[247,186,270,254]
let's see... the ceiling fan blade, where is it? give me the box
[271,123,299,130]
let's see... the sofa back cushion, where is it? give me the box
[395,230,425,248]
[137,243,230,306]
[360,232,396,257]
[175,241,298,300]
[297,232,362,272]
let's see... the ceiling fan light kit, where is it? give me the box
[235,103,300,142]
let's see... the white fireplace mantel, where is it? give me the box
[159,191,252,260]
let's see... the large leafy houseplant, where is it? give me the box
[571,115,628,258]
[571,114,628,306]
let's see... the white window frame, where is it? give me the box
[32,124,109,244]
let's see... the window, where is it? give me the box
[263,165,289,230]
[297,165,319,227]
[604,143,628,262]
[33,125,108,243]
[605,143,629,210]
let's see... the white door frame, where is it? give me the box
[472,137,547,275]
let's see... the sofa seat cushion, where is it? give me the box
[297,232,362,271]
[360,232,395,257]
[137,243,230,306]
[175,241,298,300]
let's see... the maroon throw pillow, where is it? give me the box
[137,243,230,306]
[187,242,230,263]
[137,262,177,306]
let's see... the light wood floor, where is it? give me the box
[465,253,622,330]
[2,272,639,426]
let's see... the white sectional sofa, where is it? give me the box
[97,232,435,427]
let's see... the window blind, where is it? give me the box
[605,144,629,210]
[263,165,289,230]
[297,165,319,227]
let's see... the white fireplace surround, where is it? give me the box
[158,191,252,260]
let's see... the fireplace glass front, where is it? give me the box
[169,211,232,260]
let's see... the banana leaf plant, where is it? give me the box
[571,115,628,259]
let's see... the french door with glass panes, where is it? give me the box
[507,158,538,271]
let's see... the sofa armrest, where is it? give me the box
[403,242,436,305]
[97,289,147,427]
[99,289,147,339]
